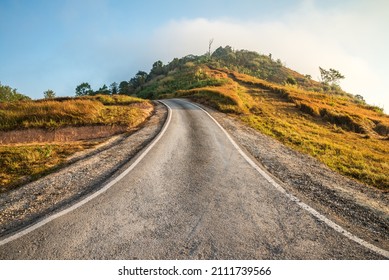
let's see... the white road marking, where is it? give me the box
[0,101,172,246]
[187,99,389,259]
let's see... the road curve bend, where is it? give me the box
[0,99,386,259]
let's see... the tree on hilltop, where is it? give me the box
[43,89,56,99]
[95,84,110,95]
[130,71,148,88]
[150,60,165,77]
[110,82,118,95]
[208,38,214,58]
[75,82,93,96]
[119,81,130,94]
[319,67,345,85]
[0,83,30,101]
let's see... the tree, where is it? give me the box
[212,45,235,61]
[95,84,110,95]
[355,94,365,103]
[130,71,148,89]
[110,82,118,95]
[208,38,214,57]
[75,82,93,96]
[167,58,180,71]
[119,81,129,94]
[0,82,30,101]
[43,89,56,99]
[319,67,345,85]
[150,60,164,76]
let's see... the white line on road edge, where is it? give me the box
[0,101,172,246]
[187,99,389,259]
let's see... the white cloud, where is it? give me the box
[150,2,388,112]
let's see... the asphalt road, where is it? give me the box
[0,99,383,259]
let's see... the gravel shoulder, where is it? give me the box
[1,99,388,254]
[0,102,167,238]
[197,102,389,251]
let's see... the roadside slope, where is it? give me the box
[0,102,167,237]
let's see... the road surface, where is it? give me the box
[0,99,384,259]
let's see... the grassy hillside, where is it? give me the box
[0,95,150,131]
[0,95,153,191]
[136,58,388,190]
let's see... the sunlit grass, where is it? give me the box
[0,142,97,192]
[0,95,153,190]
[0,95,152,131]
[237,80,389,190]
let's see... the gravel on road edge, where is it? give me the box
[0,102,167,238]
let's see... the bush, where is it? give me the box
[286,76,297,85]
[0,83,30,102]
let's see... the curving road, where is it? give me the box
[0,99,385,259]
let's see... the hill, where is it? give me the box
[132,46,388,190]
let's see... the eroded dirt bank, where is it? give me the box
[0,125,129,144]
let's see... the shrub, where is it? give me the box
[286,76,297,85]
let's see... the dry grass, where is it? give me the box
[229,70,389,190]
[0,95,151,131]
[0,142,97,192]
[0,95,153,190]
[230,71,389,136]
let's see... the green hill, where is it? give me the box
[131,46,388,190]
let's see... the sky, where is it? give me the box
[0,0,388,111]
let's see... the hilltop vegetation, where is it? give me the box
[125,46,388,190]
[0,83,30,102]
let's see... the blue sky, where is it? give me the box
[0,0,388,111]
